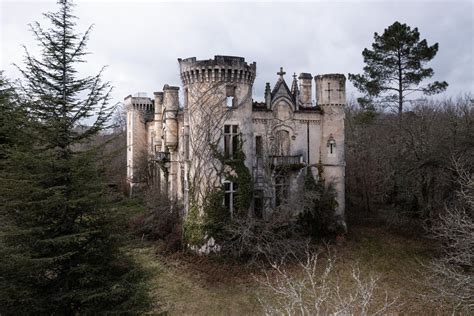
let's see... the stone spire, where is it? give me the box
[291,73,299,96]
[265,82,271,108]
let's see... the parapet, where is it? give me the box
[124,94,154,113]
[314,74,346,82]
[178,55,256,86]
[315,74,346,106]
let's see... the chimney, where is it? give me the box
[298,73,312,107]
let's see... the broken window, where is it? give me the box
[224,124,239,159]
[226,85,236,107]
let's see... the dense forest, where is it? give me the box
[0,0,472,314]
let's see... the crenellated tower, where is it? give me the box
[178,55,257,214]
[125,94,154,193]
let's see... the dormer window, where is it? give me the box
[226,85,236,107]
[327,134,336,156]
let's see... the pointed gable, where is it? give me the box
[270,67,296,110]
[271,78,293,100]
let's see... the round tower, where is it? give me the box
[178,55,256,166]
[178,55,257,218]
[162,85,179,150]
[315,74,346,217]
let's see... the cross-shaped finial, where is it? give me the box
[293,73,297,80]
[277,67,286,78]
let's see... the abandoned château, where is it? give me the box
[126,55,346,219]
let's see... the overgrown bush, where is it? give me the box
[221,211,311,264]
[298,167,345,238]
[132,190,182,253]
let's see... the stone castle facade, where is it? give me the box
[126,55,346,219]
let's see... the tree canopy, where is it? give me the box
[349,21,448,115]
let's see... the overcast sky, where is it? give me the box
[1,0,473,106]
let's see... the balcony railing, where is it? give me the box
[268,155,304,168]
[155,151,170,163]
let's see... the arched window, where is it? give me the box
[275,130,290,156]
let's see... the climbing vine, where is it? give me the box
[210,134,253,218]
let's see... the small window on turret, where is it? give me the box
[226,85,236,107]
[327,134,336,157]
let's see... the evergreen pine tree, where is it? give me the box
[349,21,448,115]
[0,1,148,313]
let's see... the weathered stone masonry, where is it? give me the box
[126,55,346,219]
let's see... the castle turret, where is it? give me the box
[298,72,313,107]
[178,55,256,217]
[153,92,164,153]
[315,74,346,216]
[178,55,256,166]
[125,94,154,194]
[162,85,179,150]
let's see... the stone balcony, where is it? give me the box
[269,155,304,167]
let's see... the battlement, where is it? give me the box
[124,94,154,113]
[178,55,256,86]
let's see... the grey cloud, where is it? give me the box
[1,0,472,105]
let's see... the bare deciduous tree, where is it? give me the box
[258,249,398,315]
[421,157,473,312]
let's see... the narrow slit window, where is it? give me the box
[327,134,336,156]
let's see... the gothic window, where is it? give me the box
[224,124,239,159]
[184,88,189,108]
[150,131,155,153]
[224,181,238,217]
[275,175,289,207]
[226,85,236,107]
[184,134,189,160]
[327,134,336,157]
[255,135,263,157]
[254,190,264,219]
[275,130,290,156]
[180,165,185,196]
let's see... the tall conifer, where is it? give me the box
[0,1,148,313]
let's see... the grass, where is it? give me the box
[115,200,443,315]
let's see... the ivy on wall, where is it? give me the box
[183,135,253,245]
